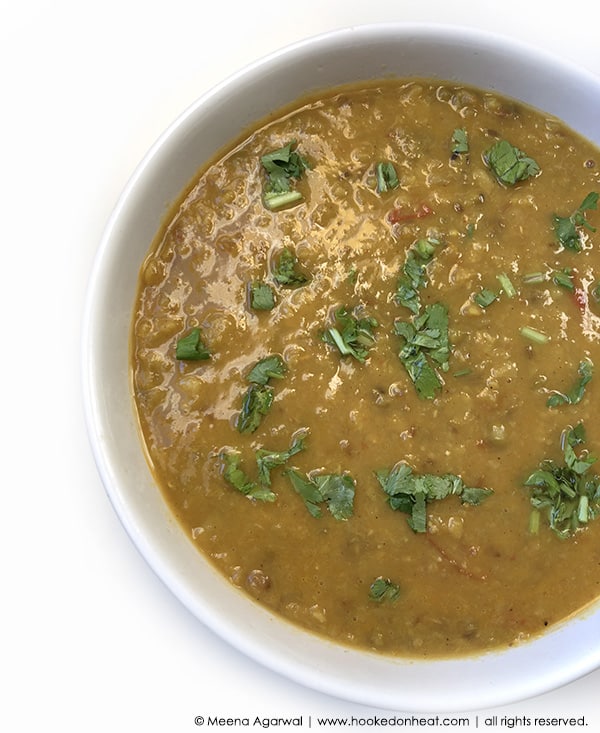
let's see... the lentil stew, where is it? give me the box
[131,79,600,658]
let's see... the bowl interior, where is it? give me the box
[82,23,600,712]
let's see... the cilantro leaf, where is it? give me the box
[175,327,211,360]
[236,355,287,433]
[261,140,310,210]
[255,430,308,487]
[313,474,355,520]
[484,139,540,186]
[236,384,274,434]
[285,469,324,518]
[220,450,276,502]
[524,422,600,537]
[395,303,449,399]
[553,192,599,251]
[272,247,309,287]
[246,354,286,385]
[408,492,428,533]
[416,302,450,367]
[395,237,442,314]
[249,281,276,310]
[546,359,593,407]
[398,346,443,400]
[284,470,355,520]
[451,128,469,157]
[375,161,400,193]
[261,140,310,190]
[376,463,492,533]
[219,429,308,502]
[322,306,378,363]
[461,487,496,505]
[375,461,413,494]
[369,577,401,603]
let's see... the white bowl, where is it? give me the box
[82,23,600,712]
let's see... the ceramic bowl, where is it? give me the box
[82,23,600,711]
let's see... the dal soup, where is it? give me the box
[131,79,600,658]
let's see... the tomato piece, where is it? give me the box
[570,271,589,315]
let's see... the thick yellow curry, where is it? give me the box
[131,79,600,658]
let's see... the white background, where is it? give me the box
[3,1,600,730]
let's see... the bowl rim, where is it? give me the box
[82,21,600,712]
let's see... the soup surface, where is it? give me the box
[131,79,600,658]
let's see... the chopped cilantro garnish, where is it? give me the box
[496,272,517,298]
[236,384,274,434]
[315,474,355,520]
[220,450,276,502]
[451,128,469,157]
[453,368,472,377]
[272,247,309,287]
[249,281,276,310]
[246,354,286,385]
[395,302,450,399]
[285,469,323,518]
[322,306,378,363]
[375,161,400,193]
[395,237,442,314]
[175,327,211,361]
[256,430,308,487]
[484,139,540,186]
[219,430,308,501]
[236,354,287,433]
[397,347,442,401]
[263,191,304,210]
[261,140,310,210]
[474,288,498,308]
[520,325,549,344]
[376,463,492,533]
[522,271,545,285]
[524,422,600,538]
[553,191,598,252]
[261,141,310,187]
[523,268,575,291]
[284,470,355,520]
[369,577,401,603]
[546,359,593,408]
[551,268,575,292]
